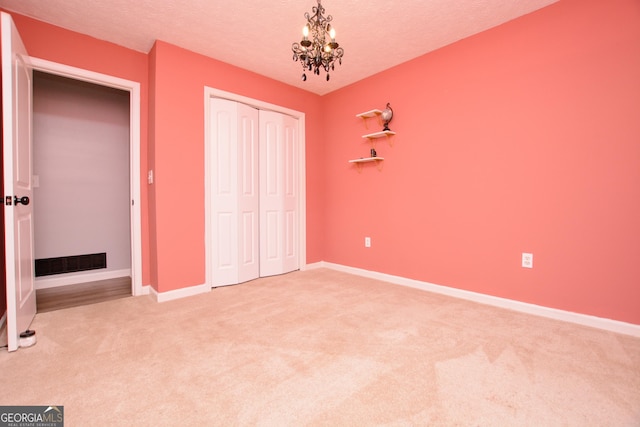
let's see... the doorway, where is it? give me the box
[29,57,143,298]
[31,70,131,309]
[32,70,130,290]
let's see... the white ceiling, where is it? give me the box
[0,0,559,95]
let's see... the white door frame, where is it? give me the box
[29,57,144,296]
[204,86,306,288]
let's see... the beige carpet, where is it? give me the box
[1,268,639,426]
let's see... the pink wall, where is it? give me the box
[321,0,640,324]
[149,41,324,292]
[4,11,152,286]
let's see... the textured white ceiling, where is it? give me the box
[0,0,559,95]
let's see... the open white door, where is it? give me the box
[2,12,36,352]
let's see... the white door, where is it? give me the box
[259,110,299,277]
[2,12,36,352]
[237,104,260,283]
[210,98,259,286]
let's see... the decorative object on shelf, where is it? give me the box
[370,148,377,157]
[292,0,344,82]
[381,103,393,131]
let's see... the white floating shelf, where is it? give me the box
[356,109,382,118]
[348,157,385,163]
[362,130,396,139]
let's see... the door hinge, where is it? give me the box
[5,196,12,206]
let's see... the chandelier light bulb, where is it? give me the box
[329,27,336,41]
[302,25,309,39]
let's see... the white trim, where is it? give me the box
[302,261,324,270]
[321,262,640,338]
[203,86,306,289]
[34,269,132,290]
[150,282,209,303]
[28,57,145,297]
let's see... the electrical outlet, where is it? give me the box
[522,253,533,268]
[365,237,371,248]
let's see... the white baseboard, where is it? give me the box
[302,262,324,270]
[35,269,132,289]
[320,261,640,338]
[150,282,210,303]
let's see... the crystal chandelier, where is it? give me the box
[291,0,344,82]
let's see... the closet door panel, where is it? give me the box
[259,113,283,277]
[210,100,239,286]
[282,115,299,273]
[259,111,298,277]
[237,103,259,283]
[210,98,260,286]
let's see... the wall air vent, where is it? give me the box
[35,252,107,277]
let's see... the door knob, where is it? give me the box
[13,196,30,206]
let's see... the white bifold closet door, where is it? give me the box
[259,110,299,278]
[210,98,298,287]
[210,98,260,286]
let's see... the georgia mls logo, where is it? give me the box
[44,406,63,418]
[0,405,64,427]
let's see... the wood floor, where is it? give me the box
[36,276,132,313]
